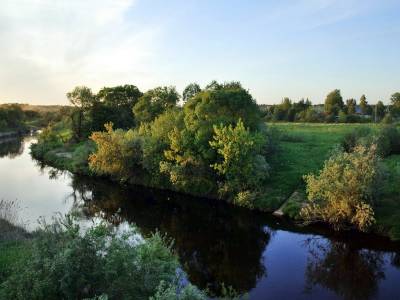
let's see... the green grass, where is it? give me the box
[375,155,400,240]
[0,240,32,283]
[259,122,400,240]
[260,123,381,210]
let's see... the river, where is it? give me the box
[1,136,400,299]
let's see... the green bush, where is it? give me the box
[301,145,381,231]
[0,217,183,300]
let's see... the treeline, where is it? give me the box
[262,90,400,123]
[0,103,68,132]
[32,81,276,208]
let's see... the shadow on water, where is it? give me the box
[67,175,271,295]
[0,137,24,158]
[19,144,400,299]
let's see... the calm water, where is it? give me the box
[1,136,400,299]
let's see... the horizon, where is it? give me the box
[1,0,399,105]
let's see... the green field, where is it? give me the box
[261,122,400,240]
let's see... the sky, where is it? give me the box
[0,0,399,105]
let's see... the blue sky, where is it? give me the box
[0,0,399,105]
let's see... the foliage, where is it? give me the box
[390,92,400,117]
[342,125,400,157]
[89,123,142,180]
[346,98,356,114]
[150,281,206,300]
[133,86,180,124]
[96,85,143,129]
[182,83,201,102]
[324,89,344,116]
[0,217,181,300]
[301,145,381,231]
[359,94,370,115]
[160,81,263,197]
[0,104,25,131]
[209,119,269,203]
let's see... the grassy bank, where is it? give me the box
[266,123,400,240]
[30,122,400,240]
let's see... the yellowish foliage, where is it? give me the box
[301,144,379,231]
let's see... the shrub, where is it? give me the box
[0,217,182,300]
[301,145,381,231]
[30,125,64,159]
[89,123,143,180]
[209,119,269,202]
[341,127,372,153]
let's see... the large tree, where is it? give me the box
[133,86,179,123]
[96,85,143,129]
[346,98,356,114]
[359,94,370,115]
[390,92,400,116]
[182,83,201,102]
[67,86,97,140]
[375,101,386,121]
[324,89,344,116]
[160,81,262,196]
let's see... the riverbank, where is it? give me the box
[30,122,400,241]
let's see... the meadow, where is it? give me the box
[265,122,400,239]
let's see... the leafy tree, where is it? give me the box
[375,101,386,121]
[133,86,179,123]
[390,92,400,116]
[301,145,380,231]
[324,89,344,116]
[67,86,97,140]
[346,98,356,114]
[182,83,201,102]
[89,123,142,180]
[359,94,370,115]
[209,119,269,207]
[160,81,263,196]
[97,85,143,129]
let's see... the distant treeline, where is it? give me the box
[0,103,69,132]
[260,90,400,123]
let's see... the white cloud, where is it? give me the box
[0,0,160,104]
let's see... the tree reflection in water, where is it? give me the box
[304,237,386,300]
[0,138,23,158]
[68,175,272,296]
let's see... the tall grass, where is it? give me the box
[0,200,27,242]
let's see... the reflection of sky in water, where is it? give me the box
[1,136,400,299]
[0,137,73,230]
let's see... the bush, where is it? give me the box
[301,145,381,231]
[0,217,183,300]
[341,127,372,152]
[30,125,64,159]
[89,123,143,180]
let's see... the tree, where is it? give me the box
[89,123,142,179]
[182,83,201,102]
[67,86,97,140]
[97,84,143,129]
[390,92,400,116]
[359,94,370,115]
[346,98,356,114]
[324,89,344,116]
[209,119,269,207]
[375,101,385,121]
[160,81,263,196]
[133,86,179,124]
[301,145,380,231]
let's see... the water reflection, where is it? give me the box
[2,137,400,299]
[68,176,271,295]
[304,238,386,300]
[0,137,24,158]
